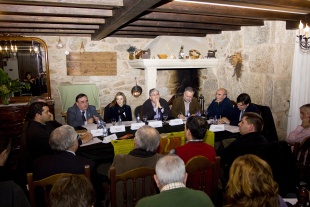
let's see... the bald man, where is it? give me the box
[206,88,233,119]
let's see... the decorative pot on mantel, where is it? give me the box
[1,94,11,105]
[129,52,135,60]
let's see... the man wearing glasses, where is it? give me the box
[141,88,172,120]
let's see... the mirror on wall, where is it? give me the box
[0,36,51,98]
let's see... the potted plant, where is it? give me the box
[0,68,30,105]
[127,46,137,60]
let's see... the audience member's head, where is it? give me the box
[215,88,227,102]
[149,88,160,103]
[185,116,207,140]
[299,103,310,119]
[28,96,46,105]
[26,102,50,123]
[49,125,78,152]
[24,72,34,80]
[0,136,11,166]
[49,174,96,207]
[154,155,186,189]
[134,125,160,152]
[239,112,263,135]
[224,154,279,207]
[183,87,195,103]
[236,93,251,111]
[75,93,89,111]
[114,92,127,106]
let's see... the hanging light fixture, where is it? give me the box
[131,77,143,98]
[56,37,64,49]
[80,41,85,53]
[298,20,310,51]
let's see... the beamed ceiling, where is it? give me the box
[0,0,309,41]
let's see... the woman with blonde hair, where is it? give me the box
[104,92,132,123]
[224,154,287,207]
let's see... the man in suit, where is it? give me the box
[109,125,163,207]
[67,93,101,128]
[206,88,233,120]
[32,125,95,180]
[141,88,172,120]
[171,87,202,118]
[219,93,259,126]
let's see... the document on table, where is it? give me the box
[224,125,240,133]
[81,138,102,147]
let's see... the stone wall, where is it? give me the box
[38,21,295,140]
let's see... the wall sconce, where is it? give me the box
[56,37,64,49]
[80,41,85,53]
[131,77,142,98]
[298,20,310,51]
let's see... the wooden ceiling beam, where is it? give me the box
[0,0,123,8]
[129,20,241,31]
[151,1,305,21]
[183,0,310,14]
[120,26,221,34]
[0,22,99,29]
[0,15,105,24]
[109,34,156,38]
[91,0,163,40]
[111,30,208,37]
[8,33,91,37]
[140,12,264,26]
[0,28,95,34]
[0,4,112,17]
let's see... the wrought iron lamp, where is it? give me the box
[298,21,310,51]
[131,77,142,98]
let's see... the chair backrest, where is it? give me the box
[294,137,310,184]
[27,165,90,207]
[110,166,157,207]
[185,156,221,203]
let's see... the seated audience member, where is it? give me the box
[171,87,202,119]
[32,125,95,180]
[218,112,268,179]
[49,174,96,207]
[136,155,214,207]
[23,72,37,95]
[142,88,172,120]
[104,92,132,123]
[206,88,233,119]
[223,154,287,207]
[0,137,31,207]
[287,103,310,145]
[25,102,93,162]
[175,116,216,163]
[28,96,54,120]
[67,93,101,128]
[219,93,259,126]
[109,125,163,207]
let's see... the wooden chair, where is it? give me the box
[294,137,310,186]
[110,166,157,207]
[185,156,221,204]
[27,165,91,207]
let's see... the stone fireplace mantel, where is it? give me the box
[128,59,219,99]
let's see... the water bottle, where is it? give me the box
[214,115,218,125]
[179,45,185,59]
[136,114,140,123]
[118,115,122,125]
[197,111,201,116]
[97,119,103,129]
[102,122,108,137]
[187,110,190,118]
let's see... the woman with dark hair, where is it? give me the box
[219,93,259,126]
[104,92,132,123]
[224,154,287,207]
[23,72,37,95]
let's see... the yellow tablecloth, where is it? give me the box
[111,130,215,155]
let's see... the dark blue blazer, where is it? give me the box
[104,104,132,123]
[32,151,95,180]
[207,97,233,120]
[230,103,259,126]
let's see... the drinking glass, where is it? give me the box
[111,118,116,126]
[143,115,147,122]
[163,114,168,123]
